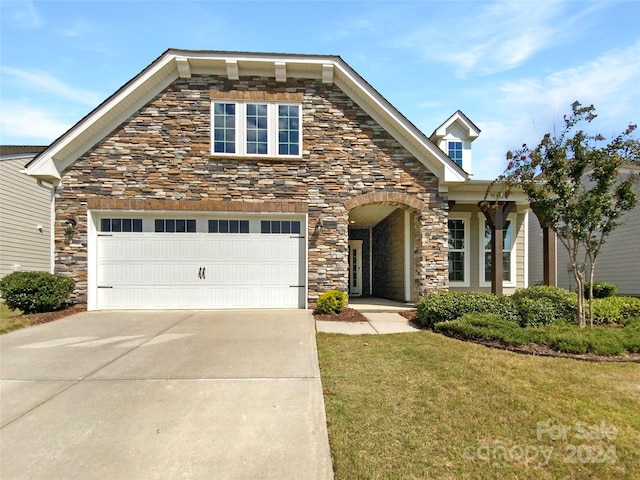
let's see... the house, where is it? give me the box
[25,49,532,311]
[0,146,51,279]
[528,162,640,297]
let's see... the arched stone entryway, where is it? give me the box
[345,193,425,303]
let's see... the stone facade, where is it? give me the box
[55,75,449,304]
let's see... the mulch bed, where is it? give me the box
[313,308,369,322]
[17,303,87,326]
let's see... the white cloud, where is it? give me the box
[398,0,577,77]
[1,67,103,107]
[61,18,93,38]
[0,102,70,143]
[473,40,640,178]
[3,0,43,30]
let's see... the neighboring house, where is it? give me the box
[528,163,640,296]
[0,146,51,280]
[25,49,530,311]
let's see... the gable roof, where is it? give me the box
[25,49,468,184]
[0,145,47,157]
[430,110,481,142]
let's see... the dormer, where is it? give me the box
[430,110,480,175]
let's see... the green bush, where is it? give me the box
[316,290,347,315]
[591,297,640,325]
[511,286,577,326]
[416,291,518,328]
[434,313,640,356]
[434,313,528,345]
[0,271,75,314]
[583,281,618,299]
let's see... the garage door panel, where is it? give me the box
[95,222,305,309]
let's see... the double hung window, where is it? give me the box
[448,141,463,167]
[447,214,470,286]
[212,102,301,157]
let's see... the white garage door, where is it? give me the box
[94,216,305,309]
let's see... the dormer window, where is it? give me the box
[448,141,463,167]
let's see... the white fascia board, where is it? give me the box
[25,53,180,181]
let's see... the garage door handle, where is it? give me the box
[202,267,206,279]
[198,267,202,279]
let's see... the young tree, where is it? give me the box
[487,102,640,327]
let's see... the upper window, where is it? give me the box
[448,141,463,167]
[100,218,142,233]
[212,102,301,157]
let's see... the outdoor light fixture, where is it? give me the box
[313,219,324,235]
[65,217,77,237]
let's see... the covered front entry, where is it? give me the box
[89,213,306,310]
[348,203,416,302]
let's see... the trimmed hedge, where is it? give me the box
[583,281,618,299]
[316,290,347,315]
[511,286,577,327]
[416,291,518,328]
[590,297,640,325]
[434,313,640,356]
[0,271,75,314]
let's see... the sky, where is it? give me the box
[1,0,639,179]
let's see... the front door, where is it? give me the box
[348,240,363,296]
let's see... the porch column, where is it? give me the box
[531,203,557,287]
[479,201,515,295]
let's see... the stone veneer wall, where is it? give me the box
[55,75,449,304]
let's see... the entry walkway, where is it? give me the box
[316,312,421,334]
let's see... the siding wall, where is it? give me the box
[0,156,52,278]
[529,209,640,296]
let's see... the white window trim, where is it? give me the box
[211,101,301,158]
[479,213,517,288]
[447,140,463,167]
[448,212,471,287]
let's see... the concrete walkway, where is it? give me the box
[0,310,333,480]
[316,312,421,335]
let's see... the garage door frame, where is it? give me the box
[87,210,308,311]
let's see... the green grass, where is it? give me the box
[0,301,30,334]
[317,331,640,480]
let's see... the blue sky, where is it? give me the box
[1,0,639,179]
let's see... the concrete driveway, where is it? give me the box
[0,310,333,480]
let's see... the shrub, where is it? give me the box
[416,291,518,328]
[583,281,618,299]
[434,313,528,345]
[0,271,75,314]
[590,297,640,325]
[511,286,577,326]
[434,313,639,356]
[316,290,347,315]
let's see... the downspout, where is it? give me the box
[35,179,59,274]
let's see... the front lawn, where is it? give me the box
[317,331,640,479]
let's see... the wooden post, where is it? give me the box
[479,201,515,295]
[542,226,557,287]
[531,203,557,287]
